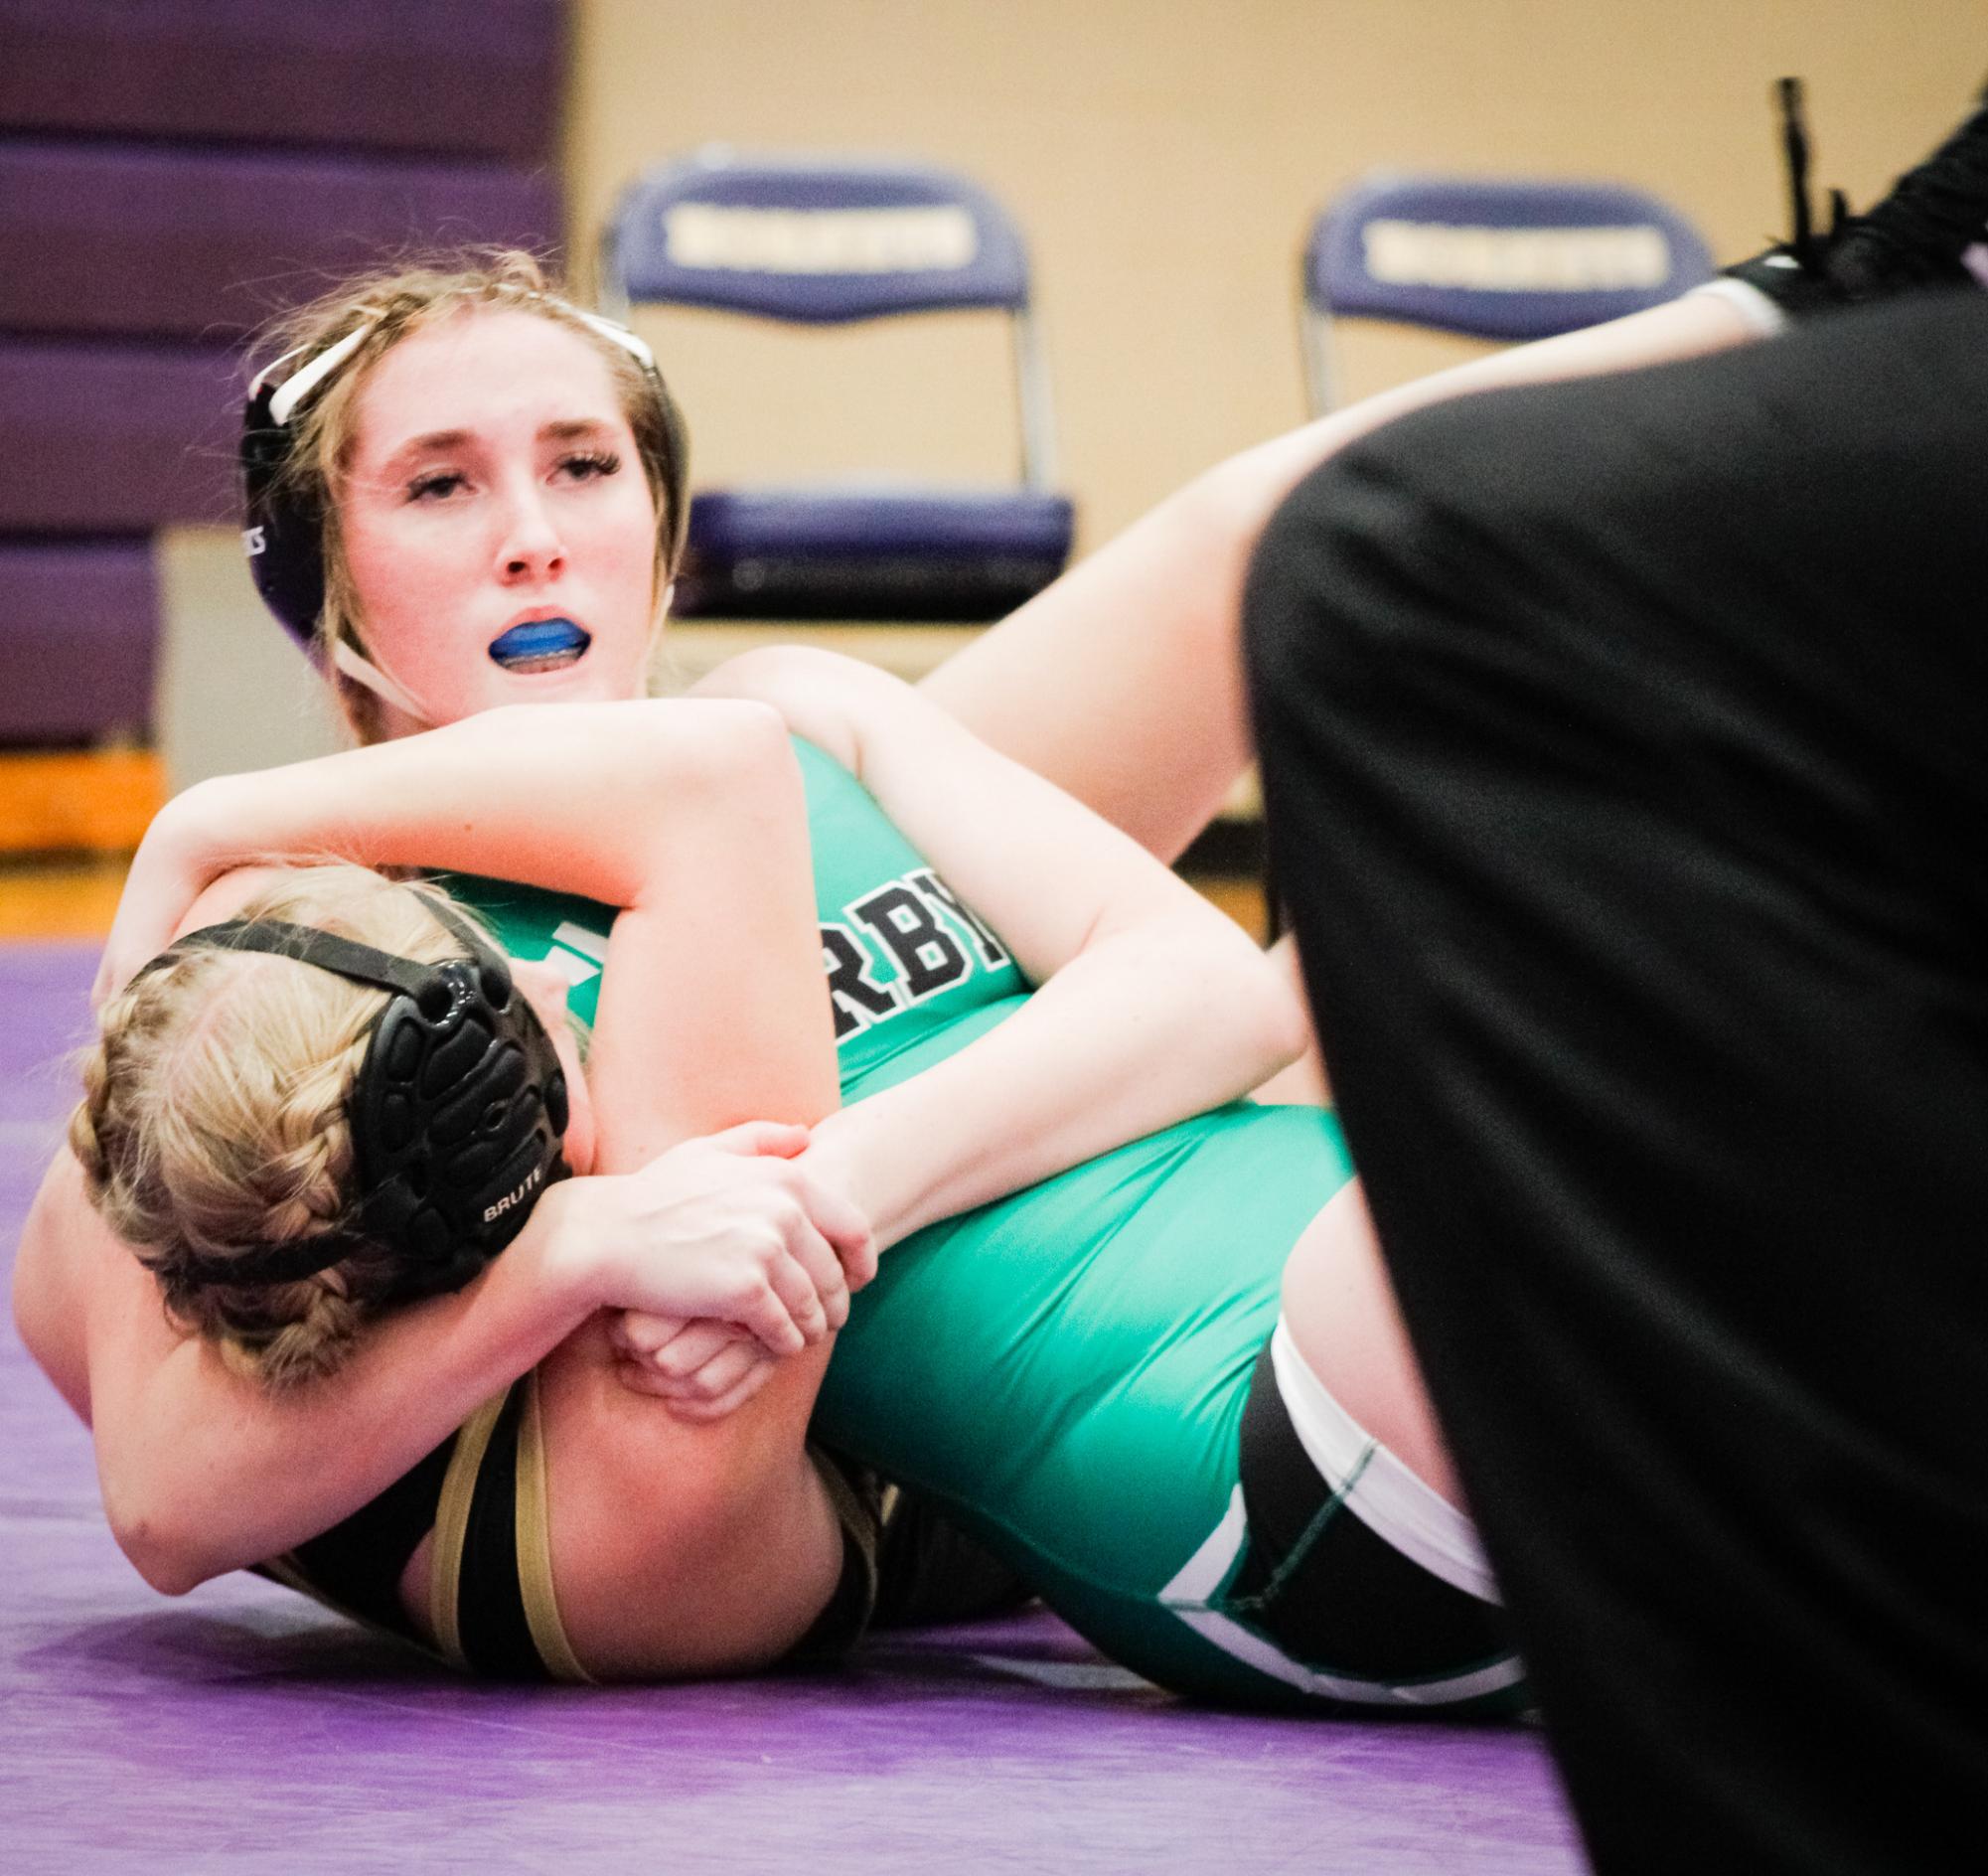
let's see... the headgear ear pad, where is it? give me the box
[152,898,571,1301]
[240,305,692,649]
[240,378,330,646]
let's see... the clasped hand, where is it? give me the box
[570,1122,874,1421]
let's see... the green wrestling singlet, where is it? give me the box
[450,738,1519,1711]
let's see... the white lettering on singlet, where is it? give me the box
[1361,220,1671,293]
[550,920,609,964]
[536,920,606,989]
[663,204,979,275]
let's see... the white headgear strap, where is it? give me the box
[330,638,437,726]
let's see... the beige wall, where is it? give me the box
[566,0,1986,548]
[154,4,1987,787]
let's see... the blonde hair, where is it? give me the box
[71,865,485,1388]
[254,249,687,744]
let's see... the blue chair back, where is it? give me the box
[1301,173,1714,410]
[603,150,1033,324]
[597,149,1071,622]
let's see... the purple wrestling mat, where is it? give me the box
[0,942,1586,1874]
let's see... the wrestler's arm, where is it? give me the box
[489,720,857,1677]
[20,1140,602,1591]
[44,707,851,1604]
[697,646,1307,1248]
[922,292,1759,861]
[20,1155,846,1668]
[101,696,817,1097]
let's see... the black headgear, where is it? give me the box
[240,300,692,648]
[151,896,572,1301]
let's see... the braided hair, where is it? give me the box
[72,865,501,1387]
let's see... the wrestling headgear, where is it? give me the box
[149,895,571,1301]
[239,297,691,647]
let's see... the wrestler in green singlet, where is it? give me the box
[453,740,1520,1711]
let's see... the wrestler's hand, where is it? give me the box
[784,1123,878,1289]
[569,1121,876,1359]
[606,1122,882,1419]
[608,1317,780,1422]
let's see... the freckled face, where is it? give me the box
[338,309,661,727]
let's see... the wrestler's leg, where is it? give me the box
[924,293,1758,862]
[1247,292,1988,1871]
[1276,1180,1456,1503]
[1214,1180,1515,1703]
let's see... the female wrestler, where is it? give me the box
[22,249,1769,1702]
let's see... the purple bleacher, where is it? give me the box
[0,1,570,759]
[0,343,241,532]
[0,143,563,341]
[0,0,567,162]
[0,539,157,744]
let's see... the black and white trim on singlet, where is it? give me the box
[1267,1317,1498,1601]
[1159,1317,1524,1709]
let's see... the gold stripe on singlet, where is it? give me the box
[426,1388,509,1671]
[514,1371,595,1684]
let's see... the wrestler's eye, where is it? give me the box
[556,450,620,484]
[407,470,467,502]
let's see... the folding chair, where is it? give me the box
[600,149,1074,622]
[1300,172,1715,412]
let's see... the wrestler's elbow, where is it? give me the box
[108,1511,204,1596]
[685,694,791,771]
[1238,950,1313,1079]
[651,695,802,825]
[100,1479,222,1596]
[1183,922,1310,1083]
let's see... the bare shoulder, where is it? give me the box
[535,1325,844,1678]
[693,641,887,701]
[690,646,932,765]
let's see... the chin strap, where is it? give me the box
[331,637,436,726]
